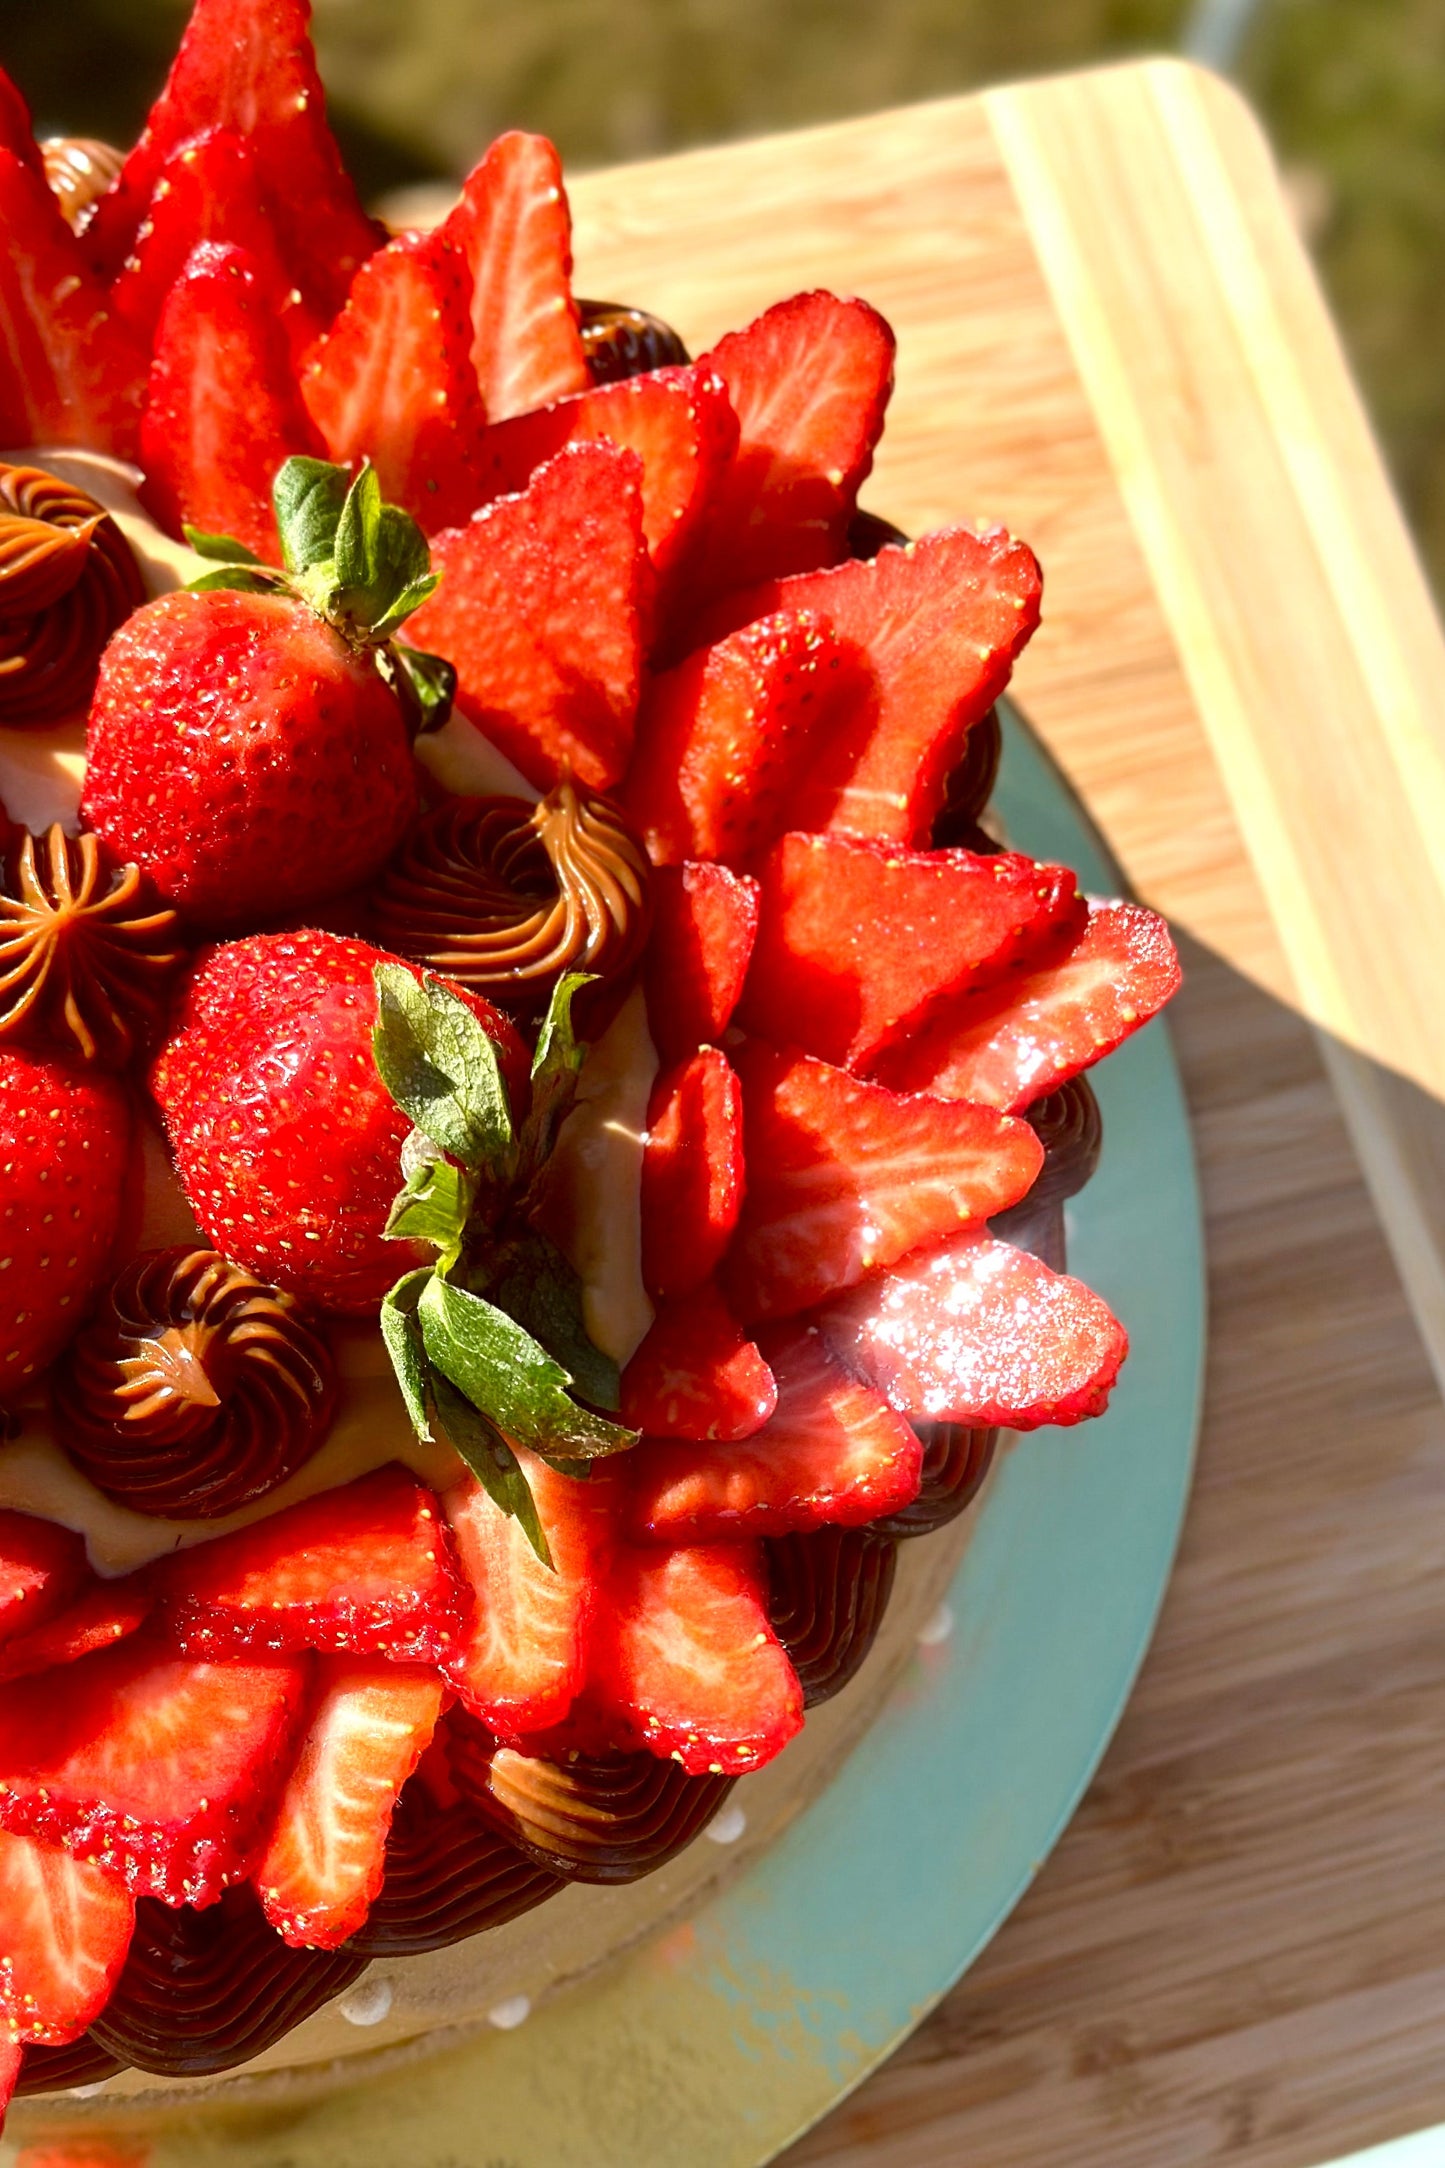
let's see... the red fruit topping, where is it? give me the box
[692,292,895,593]
[643,860,760,1066]
[627,1322,921,1542]
[84,589,415,930]
[0,70,40,176]
[0,1637,306,1905]
[620,1283,777,1442]
[155,1466,466,1664]
[0,1829,134,2046]
[470,365,739,583]
[876,900,1183,1111]
[0,148,145,458]
[138,241,323,564]
[624,611,856,868]
[820,1228,1129,1429]
[149,932,526,1313]
[698,524,1042,845]
[408,442,648,792]
[592,1542,804,1775]
[739,831,1085,1070]
[0,1582,153,1688]
[641,1049,744,1301]
[0,2037,17,2125]
[0,1515,88,1651]
[301,227,489,532]
[435,131,590,423]
[254,1658,443,1949]
[443,1456,614,1743]
[0,1049,130,1391]
[86,0,379,318]
[722,1043,1044,1321]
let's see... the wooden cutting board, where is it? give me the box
[566,60,1445,2168]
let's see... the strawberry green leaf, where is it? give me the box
[272,456,350,577]
[431,1373,553,1568]
[517,972,591,1186]
[380,1267,435,1441]
[185,565,286,595]
[418,1274,638,1463]
[467,1230,622,1413]
[329,466,439,635]
[384,1154,475,1269]
[383,643,456,736]
[184,526,264,566]
[372,963,514,1173]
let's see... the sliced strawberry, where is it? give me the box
[643,861,760,1066]
[406,441,648,791]
[442,1455,614,1742]
[875,900,1183,1110]
[592,1542,804,1775]
[86,0,379,316]
[470,365,739,585]
[0,2036,17,2130]
[623,611,858,867]
[254,1658,443,1949]
[0,1829,134,2045]
[821,1229,1129,1429]
[739,831,1086,1070]
[0,69,41,177]
[0,1581,153,1688]
[620,1283,777,1442]
[435,131,590,423]
[154,1466,466,1664]
[139,240,323,565]
[722,1043,1044,1321]
[695,525,1042,845]
[0,148,145,457]
[0,1637,306,1904]
[0,1515,88,1651]
[691,292,894,594]
[301,227,489,531]
[642,1049,744,1301]
[627,1321,921,1542]
[109,129,325,363]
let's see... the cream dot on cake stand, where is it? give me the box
[488,1994,532,2031]
[705,1802,748,1846]
[338,1977,394,2028]
[917,1601,955,1648]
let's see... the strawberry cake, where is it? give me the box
[0,0,1181,2125]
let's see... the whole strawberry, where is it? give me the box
[0,1048,130,1391]
[149,929,528,1315]
[81,460,453,933]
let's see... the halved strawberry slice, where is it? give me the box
[820,1229,1129,1429]
[620,1283,777,1442]
[623,611,857,867]
[0,1637,306,1904]
[139,239,323,564]
[592,1542,804,1775]
[0,2037,17,2131]
[254,1658,444,1949]
[0,1829,134,2046]
[301,227,489,531]
[0,1514,88,1650]
[0,68,41,177]
[642,1048,744,1301]
[643,861,760,1066]
[875,900,1183,1110]
[0,1580,153,1688]
[434,131,590,422]
[470,365,739,585]
[722,1044,1044,1321]
[739,831,1086,1069]
[154,1465,466,1664]
[442,1455,615,1742]
[627,1321,921,1542]
[694,524,1042,845]
[691,292,895,593]
[407,440,648,792]
[0,148,145,457]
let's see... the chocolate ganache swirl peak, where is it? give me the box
[373,775,653,1016]
[765,1526,899,1708]
[0,824,185,1067]
[0,462,145,728]
[40,137,126,231]
[348,1782,563,1958]
[578,298,691,384]
[54,1247,337,1521]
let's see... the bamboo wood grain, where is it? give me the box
[561,63,1445,2168]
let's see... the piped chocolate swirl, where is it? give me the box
[878,1425,999,1540]
[766,1526,899,1707]
[347,1784,562,1957]
[373,777,653,1016]
[579,299,691,384]
[1022,1075,1102,1207]
[0,462,145,728]
[15,2035,127,2098]
[40,136,125,231]
[54,1247,337,1520]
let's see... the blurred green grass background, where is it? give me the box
[6,0,1445,590]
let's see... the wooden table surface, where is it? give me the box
[566,60,1445,2168]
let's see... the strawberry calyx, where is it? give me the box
[185,455,457,734]
[373,966,639,1568]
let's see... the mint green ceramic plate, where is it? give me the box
[2,700,1204,2168]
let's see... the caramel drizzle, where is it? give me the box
[374,776,653,1015]
[0,825,185,1067]
[0,463,145,729]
